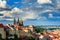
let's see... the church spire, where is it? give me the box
[14,17,16,25]
[19,18,23,26]
[18,17,19,23]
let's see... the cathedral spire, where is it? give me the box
[14,17,16,25]
[19,18,23,26]
[18,17,19,23]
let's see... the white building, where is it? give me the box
[0,28,6,39]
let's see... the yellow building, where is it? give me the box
[29,25,34,32]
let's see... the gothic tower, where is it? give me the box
[14,18,16,25]
[17,17,20,26]
[19,18,23,26]
[14,17,23,26]
[17,17,19,23]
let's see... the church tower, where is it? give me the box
[14,17,23,26]
[17,17,19,23]
[14,18,16,25]
[19,18,23,26]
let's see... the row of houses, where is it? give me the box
[0,22,35,39]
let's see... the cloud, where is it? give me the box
[42,9,53,13]
[0,0,60,22]
[57,0,60,8]
[11,7,23,13]
[0,6,57,21]
[48,13,53,18]
[5,19,13,21]
[14,2,20,4]
[21,0,36,4]
[37,16,47,20]
[22,11,37,20]
[0,0,7,8]
[0,18,13,21]
[0,7,38,21]
[37,0,52,4]
[0,1,12,19]
[0,7,23,19]
[10,7,37,20]
[0,16,4,18]
[0,11,11,17]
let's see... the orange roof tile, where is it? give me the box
[22,28,29,30]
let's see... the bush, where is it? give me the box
[14,34,19,40]
[35,28,44,33]
[27,34,35,40]
[0,34,3,40]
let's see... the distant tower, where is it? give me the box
[17,17,19,23]
[17,17,20,26]
[19,18,23,26]
[14,18,16,25]
[14,17,23,26]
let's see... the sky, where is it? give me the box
[0,0,60,26]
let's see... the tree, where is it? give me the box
[0,34,2,40]
[27,34,35,40]
[35,28,44,33]
[14,34,19,40]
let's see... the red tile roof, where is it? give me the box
[22,28,29,30]
[0,23,4,28]
[0,25,9,29]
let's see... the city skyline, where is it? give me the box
[0,0,60,26]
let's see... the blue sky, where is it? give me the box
[0,0,60,26]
